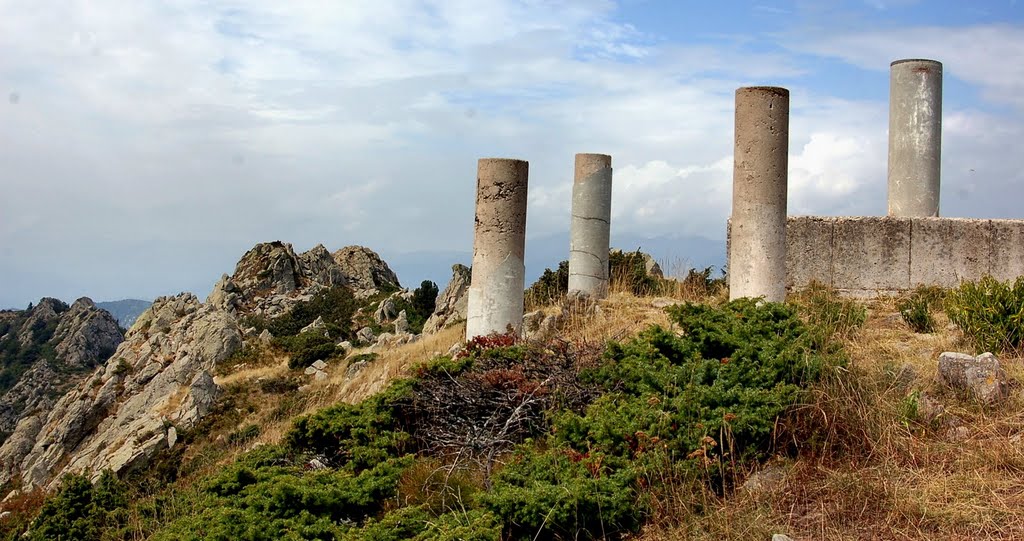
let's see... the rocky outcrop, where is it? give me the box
[332,246,401,298]
[207,242,401,316]
[53,298,124,369]
[0,293,242,489]
[0,298,123,438]
[0,240,405,492]
[423,264,470,334]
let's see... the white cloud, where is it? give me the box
[795,24,1024,109]
[1,2,1022,307]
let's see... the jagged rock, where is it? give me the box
[375,332,395,346]
[446,342,463,357]
[374,298,398,324]
[166,426,177,449]
[312,360,327,370]
[52,298,124,369]
[314,370,328,381]
[423,264,470,334]
[298,244,346,288]
[206,274,241,312]
[304,366,317,376]
[258,329,273,345]
[300,316,328,337]
[16,298,64,347]
[0,298,123,439]
[356,327,376,345]
[346,360,369,378]
[332,246,401,298]
[0,293,242,490]
[0,415,43,478]
[337,340,352,353]
[231,242,304,298]
[938,351,1008,404]
[394,310,410,334]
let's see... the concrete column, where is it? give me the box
[568,153,613,299]
[466,158,529,339]
[729,86,789,302]
[888,59,942,217]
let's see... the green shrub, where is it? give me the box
[27,471,129,541]
[560,300,834,466]
[525,260,570,309]
[275,332,339,370]
[286,379,415,472]
[152,445,412,541]
[789,282,866,348]
[609,250,661,296]
[484,446,642,539]
[407,280,439,334]
[348,352,379,364]
[897,286,945,333]
[264,286,359,340]
[945,276,1024,353]
[680,266,727,297]
[227,424,261,446]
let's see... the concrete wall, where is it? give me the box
[785,216,1024,297]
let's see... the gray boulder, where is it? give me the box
[394,310,410,334]
[332,246,401,298]
[300,316,328,337]
[938,351,1008,404]
[374,298,398,323]
[356,327,377,345]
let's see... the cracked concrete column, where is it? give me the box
[729,86,789,302]
[888,59,942,217]
[466,158,529,339]
[568,153,613,299]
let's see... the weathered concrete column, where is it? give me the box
[568,153,613,299]
[888,59,942,217]
[466,158,529,339]
[729,86,789,302]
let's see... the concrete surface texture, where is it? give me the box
[888,59,942,217]
[466,158,529,339]
[783,216,1024,296]
[568,153,613,299]
[729,86,790,302]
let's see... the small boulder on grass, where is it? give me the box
[938,351,1008,405]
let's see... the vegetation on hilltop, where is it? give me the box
[5,293,848,540]
[6,274,1024,540]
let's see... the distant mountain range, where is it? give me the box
[96,299,152,329]
[383,231,726,291]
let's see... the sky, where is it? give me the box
[2,0,1023,309]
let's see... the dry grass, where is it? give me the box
[640,294,1024,541]
[153,285,1024,540]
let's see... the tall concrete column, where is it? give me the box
[466,158,529,339]
[888,59,942,217]
[568,153,613,299]
[729,86,789,302]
